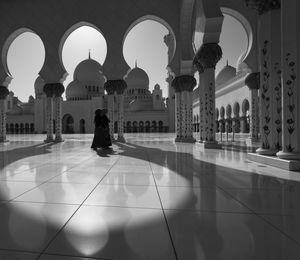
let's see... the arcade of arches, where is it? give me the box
[1,1,300,259]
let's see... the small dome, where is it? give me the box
[216,62,236,86]
[74,58,105,84]
[34,76,45,94]
[125,66,149,90]
[66,80,87,100]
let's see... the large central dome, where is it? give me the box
[74,55,105,84]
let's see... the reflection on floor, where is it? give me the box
[1,134,300,260]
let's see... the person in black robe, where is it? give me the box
[91,109,112,150]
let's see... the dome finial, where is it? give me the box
[135,59,138,68]
[88,49,91,60]
[226,59,229,66]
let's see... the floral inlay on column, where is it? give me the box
[285,53,296,152]
[261,40,271,149]
[0,86,9,142]
[273,62,282,150]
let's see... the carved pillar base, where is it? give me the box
[202,140,222,149]
[44,136,54,143]
[256,147,277,156]
[117,136,126,143]
[276,151,300,160]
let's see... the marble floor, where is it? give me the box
[1,133,300,260]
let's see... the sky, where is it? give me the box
[6,14,247,102]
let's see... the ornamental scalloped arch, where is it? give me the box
[1,27,45,86]
[233,102,240,117]
[58,21,108,75]
[122,15,177,71]
[242,98,250,115]
[220,7,255,73]
[220,106,225,119]
[226,104,232,118]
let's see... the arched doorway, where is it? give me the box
[62,114,74,133]
[79,119,85,133]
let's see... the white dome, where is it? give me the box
[34,76,45,95]
[66,80,87,100]
[125,66,149,90]
[74,58,105,85]
[216,63,236,86]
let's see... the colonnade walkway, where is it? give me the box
[1,134,300,259]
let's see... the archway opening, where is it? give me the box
[193,13,248,75]
[62,114,74,134]
[123,18,171,98]
[6,30,45,102]
[61,24,107,100]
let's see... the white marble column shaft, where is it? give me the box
[277,0,300,159]
[117,94,125,142]
[54,96,63,142]
[107,94,115,141]
[257,9,281,155]
[0,99,7,142]
[45,96,54,142]
[250,89,259,140]
[175,91,182,141]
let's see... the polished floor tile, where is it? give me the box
[0,181,39,201]
[45,205,176,260]
[49,170,107,184]
[14,183,95,205]
[0,250,38,260]
[84,184,161,209]
[165,210,300,260]
[158,186,250,213]
[39,253,110,260]
[0,202,77,252]
[260,214,300,244]
[101,172,155,186]
[223,188,300,215]
[1,134,300,259]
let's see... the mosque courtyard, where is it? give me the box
[0,134,300,259]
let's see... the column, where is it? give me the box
[196,65,205,142]
[171,75,196,143]
[255,5,281,155]
[245,72,260,141]
[115,80,127,142]
[193,43,222,148]
[174,90,182,141]
[277,0,300,160]
[104,81,116,141]
[43,84,54,143]
[0,86,9,143]
[53,83,65,142]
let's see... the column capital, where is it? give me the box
[53,83,65,97]
[245,0,280,15]
[171,75,197,92]
[43,83,55,98]
[245,72,260,90]
[0,86,9,100]
[194,43,222,69]
[104,79,127,95]
[192,58,204,74]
